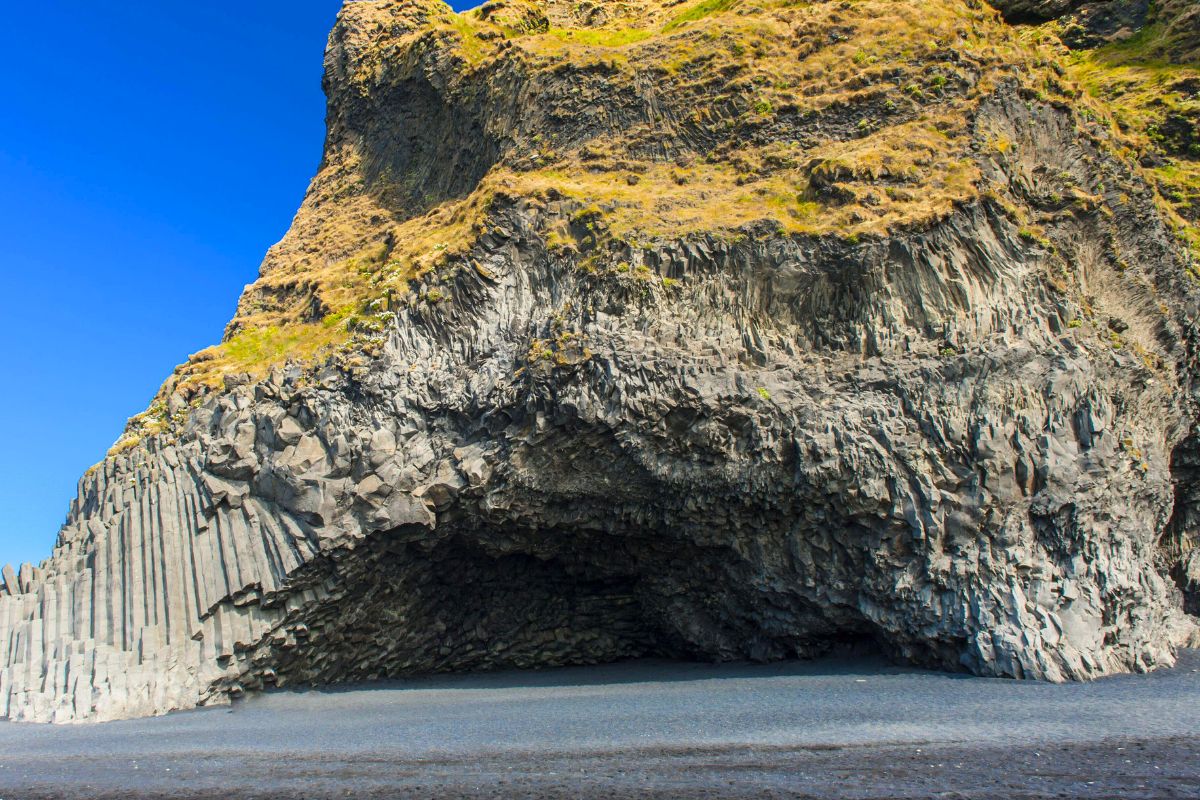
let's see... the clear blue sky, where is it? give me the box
[0,1,480,568]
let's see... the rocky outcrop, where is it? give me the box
[994,0,1198,55]
[1157,0,1200,63]
[991,0,1081,23]
[2,0,1199,722]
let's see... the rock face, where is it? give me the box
[2,0,1199,723]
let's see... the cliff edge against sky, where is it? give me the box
[1,0,1199,722]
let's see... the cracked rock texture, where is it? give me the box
[2,0,1199,722]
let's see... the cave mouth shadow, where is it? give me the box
[257,529,899,696]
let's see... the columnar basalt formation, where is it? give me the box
[2,0,1198,722]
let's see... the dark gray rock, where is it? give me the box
[0,0,1197,723]
[990,0,1079,23]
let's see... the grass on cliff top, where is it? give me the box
[164,173,493,400]
[188,323,347,386]
[151,0,1054,411]
[1066,25,1199,146]
[662,0,741,32]
[502,117,979,242]
[503,0,1028,238]
[542,27,654,48]
[1057,21,1200,253]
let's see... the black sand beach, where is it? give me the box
[1,652,1197,799]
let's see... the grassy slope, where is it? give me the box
[1052,11,1200,256]
[113,0,1194,450]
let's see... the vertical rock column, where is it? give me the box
[0,440,312,723]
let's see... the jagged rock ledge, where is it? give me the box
[2,0,1199,722]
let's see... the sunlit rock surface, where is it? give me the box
[2,0,1198,722]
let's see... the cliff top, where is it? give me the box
[112,0,1198,452]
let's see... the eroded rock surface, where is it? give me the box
[2,0,1199,722]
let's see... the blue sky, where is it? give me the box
[0,1,480,567]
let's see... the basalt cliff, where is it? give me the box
[2,0,1199,722]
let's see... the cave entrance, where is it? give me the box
[262,532,684,688]
[250,515,895,695]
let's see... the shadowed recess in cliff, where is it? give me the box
[1,0,1199,724]
[212,522,896,697]
[351,74,501,218]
